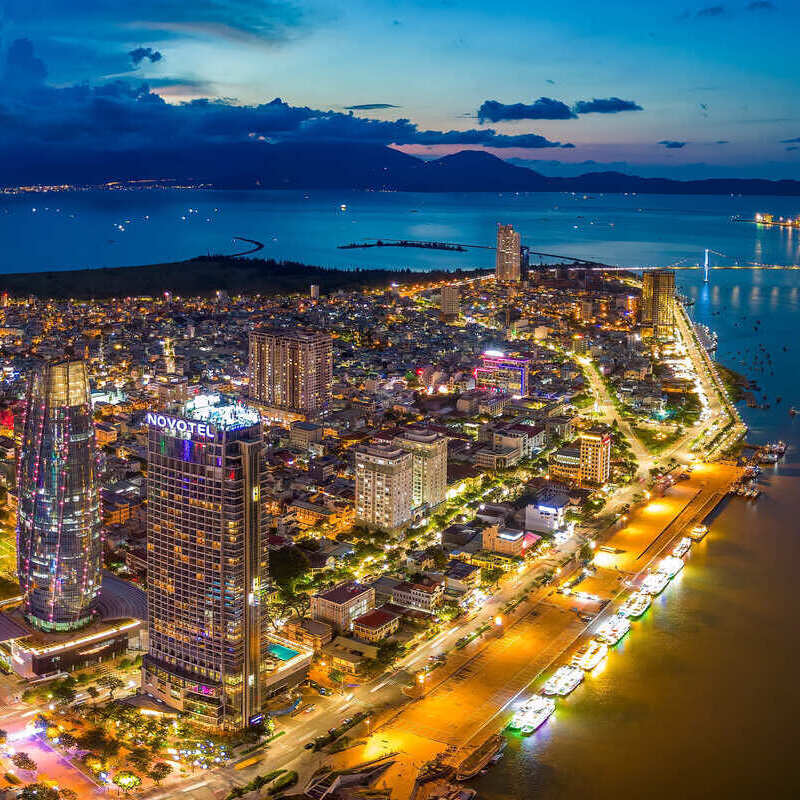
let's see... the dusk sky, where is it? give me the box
[2,0,799,179]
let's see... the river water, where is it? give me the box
[475,269,800,799]
[2,189,799,797]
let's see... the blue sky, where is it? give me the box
[1,0,798,178]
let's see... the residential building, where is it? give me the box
[393,428,448,510]
[548,446,581,483]
[355,444,413,532]
[440,285,460,321]
[142,395,273,731]
[641,270,676,339]
[311,581,375,631]
[352,607,400,643]
[249,328,333,413]
[281,618,333,652]
[17,358,102,632]
[482,525,528,557]
[496,223,521,282]
[289,420,323,449]
[579,428,611,485]
[391,577,444,612]
[475,352,530,396]
[525,489,569,532]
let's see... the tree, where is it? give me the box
[97,675,125,699]
[18,784,57,800]
[126,746,152,773]
[147,761,173,786]
[51,682,77,706]
[86,686,99,700]
[376,639,404,666]
[57,731,77,750]
[12,752,37,771]
[480,566,504,588]
[59,790,78,800]
[270,546,310,592]
[113,771,142,794]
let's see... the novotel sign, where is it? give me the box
[146,411,215,439]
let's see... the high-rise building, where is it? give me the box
[249,329,333,414]
[475,351,531,396]
[17,358,102,632]
[310,284,320,300]
[439,285,460,321]
[355,444,413,532]
[641,270,676,338]
[579,428,611,486]
[496,224,521,282]
[393,428,448,510]
[143,395,270,731]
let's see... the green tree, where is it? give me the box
[59,790,78,800]
[57,731,77,750]
[12,752,37,771]
[51,682,77,706]
[126,746,152,773]
[270,546,311,592]
[97,675,125,699]
[113,771,141,794]
[18,784,57,800]
[86,685,99,700]
[147,761,173,786]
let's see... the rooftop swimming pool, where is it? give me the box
[267,642,300,661]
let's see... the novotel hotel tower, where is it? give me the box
[143,395,270,731]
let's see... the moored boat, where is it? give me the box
[657,555,685,578]
[595,614,631,646]
[542,665,584,697]
[672,537,692,558]
[641,571,670,595]
[571,639,608,670]
[619,591,651,618]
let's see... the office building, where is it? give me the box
[579,428,611,486]
[355,444,413,532]
[143,395,276,731]
[475,351,531,396]
[249,328,333,414]
[17,358,102,632]
[439,285,460,321]
[496,224,521,282]
[311,582,375,632]
[642,270,676,338]
[392,428,448,510]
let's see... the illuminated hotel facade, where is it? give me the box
[143,395,271,730]
[17,358,102,632]
[248,328,333,414]
[579,428,611,486]
[496,224,521,282]
[641,270,676,339]
[475,351,531,397]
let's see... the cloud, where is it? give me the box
[780,136,800,143]
[572,97,643,114]
[746,1,776,10]
[129,47,163,65]
[659,140,687,148]
[477,97,575,123]
[344,103,400,110]
[0,41,573,157]
[696,5,726,16]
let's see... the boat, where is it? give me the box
[456,734,505,781]
[619,591,651,618]
[656,555,685,578]
[508,694,556,734]
[641,571,670,595]
[542,665,584,697]
[672,537,692,559]
[760,452,778,464]
[571,640,608,671]
[595,614,631,646]
[688,524,709,542]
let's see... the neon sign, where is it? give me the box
[146,412,214,439]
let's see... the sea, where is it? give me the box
[2,188,800,798]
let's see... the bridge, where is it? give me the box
[358,238,800,281]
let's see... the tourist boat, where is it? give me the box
[571,640,608,671]
[765,441,786,455]
[641,571,670,595]
[509,695,556,734]
[657,555,685,578]
[688,524,709,542]
[595,614,631,646]
[672,537,692,559]
[619,591,651,618]
[760,452,779,464]
[542,665,584,697]
[456,735,505,781]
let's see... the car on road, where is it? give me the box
[304,741,315,750]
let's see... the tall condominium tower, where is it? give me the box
[641,270,676,339]
[17,358,102,632]
[496,224,521,282]
[249,329,333,413]
[439,285,460,322]
[579,428,611,486]
[143,395,269,731]
[355,444,413,533]
[393,429,448,510]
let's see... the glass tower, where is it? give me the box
[17,358,102,632]
[143,395,270,731]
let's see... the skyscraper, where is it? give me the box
[249,329,333,414]
[393,429,448,510]
[439,285,460,322]
[355,444,413,533]
[17,358,102,632]
[641,270,676,338]
[579,428,611,486]
[143,395,270,731]
[496,224,521,282]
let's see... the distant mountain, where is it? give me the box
[4,141,800,196]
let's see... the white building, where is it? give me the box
[393,428,448,510]
[355,444,413,532]
[525,489,569,533]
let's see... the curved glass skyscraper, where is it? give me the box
[17,358,102,631]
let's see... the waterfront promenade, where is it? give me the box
[333,461,741,799]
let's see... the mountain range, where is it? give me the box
[7,141,800,196]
